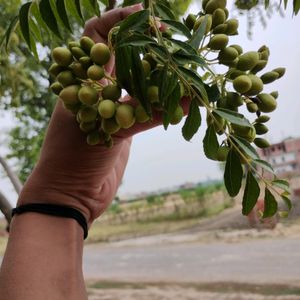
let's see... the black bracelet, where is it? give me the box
[12,203,88,239]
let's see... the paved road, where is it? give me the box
[83,236,300,285]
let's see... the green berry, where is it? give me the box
[101,118,121,134]
[260,71,279,84]
[90,43,111,65]
[237,51,260,71]
[87,130,101,146]
[135,105,150,123]
[102,85,122,101]
[185,14,197,30]
[225,19,239,35]
[98,100,116,119]
[50,82,63,95]
[78,106,98,123]
[217,146,230,161]
[87,65,105,81]
[147,86,159,103]
[80,36,95,54]
[272,67,286,78]
[78,86,98,105]
[212,8,226,28]
[255,115,270,123]
[115,104,135,129]
[52,47,73,66]
[246,74,264,96]
[70,47,86,60]
[226,92,243,107]
[233,75,252,94]
[254,123,269,135]
[170,106,184,125]
[257,93,277,113]
[80,121,96,133]
[254,138,270,149]
[208,34,229,50]
[59,85,80,105]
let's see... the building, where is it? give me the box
[257,137,300,177]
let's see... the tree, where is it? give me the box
[0,0,296,224]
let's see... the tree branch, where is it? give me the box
[0,190,12,225]
[0,155,23,195]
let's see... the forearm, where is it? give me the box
[0,213,87,300]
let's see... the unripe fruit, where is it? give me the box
[233,75,252,93]
[257,93,277,113]
[260,71,279,84]
[68,41,80,49]
[212,8,226,27]
[185,14,197,30]
[227,69,244,80]
[246,74,264,95]
[98,100,116,119]
[255,115,270,123]
[115,104,135,129]
[272,67,286,78]
[78,106,98,123]
[57,70,77,87]
[52,47,73,66]
[237,51,260,71]
[212,24,228,34]
[80,121,96,133]
[270,91,279,99]
[48,63,66,77]
[218,47,239,62]
[79,56,93,68]
[142,60,151,76]
[221,58,238,68]
[50,82,63,95]
[102,85,122,101]
[225,19,239,35]
[205,0,227,14]
[202,0,210,9]
[232,124,256,142]
[217,146,230,161]
[208,34,228,50]
[254,138,270,149]
[101,118,120,134]
[87,130,101,146]
[162,29,173,39]
[246,102,258,113]
[59,85,80,105]
[135,105,150,123]
[63,102,81,114]
[80,36,95,54]
[229,44,243,55]
[170,106,184,125]
[87,65,105,80]
[251,60,268,74]
[194,15,213,34]
[90,43,111,65]
[147,86,159,103]
[144,53,157,69]
[78,86,98,105]
[207,113,225,132]
[226,92,243,107]
[224,8,229,18]
[70,47,86,60]
[71,62,88,79]
[254,123,269,135]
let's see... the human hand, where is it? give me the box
[18,4,189,226]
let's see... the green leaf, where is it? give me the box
[19,2,32,50]
[39,0,61,38]
[214,108,252,128]
[31,2,51,35]
[178,67,208,102]
[224,149,243,197]
[117,33,156,47]
[252,159,275,174]
[242,171,260,215]
[272,179,290,194]
[29,18,43,44]
[172,51,205,66]
[75,0,84,20]
[154,3,176,20]
[118,10,150,35]
[56,0,72,32]
[182,98,201,141]
[263,188,278,218]
[1,15,18,51]
[161,19,192,38]
[99,0,109,6]
[168,38,197,55]
[281,194,292,211]
[231,136,259,160]
[189,15,207,50]
[122,0,142,7]
[294,0,300,14]
[203,124,219,160]
[205,84,220,103]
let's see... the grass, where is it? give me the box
[87,280,300,296]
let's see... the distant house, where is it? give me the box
[257,137,300,177]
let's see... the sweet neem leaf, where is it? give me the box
[168,38,198,55]
[161,19,192,38]
[242,171,260,215]
[263,188,278,218]
[189,15,207,50]
[214,108,252,128]
[172,51,205,66]
[117,33,156,48]
[203,124,219,160]
[1,15,18,51]
[205,84,221,103]
[19,2,32,50]
[55,0,72,33]
[39,0,61,38]
[281,194,292,211]
[154,2,176,20]
[272,179,290,194]
[182,98,201,141]
[231,136,259,160]
[252,159,275,174]
[224,149,243,197]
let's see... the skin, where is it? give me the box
[0,4,189,300]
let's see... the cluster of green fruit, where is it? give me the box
[184,0,285,159]
[49,35,185,146]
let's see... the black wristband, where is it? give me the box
[12,203,88,239]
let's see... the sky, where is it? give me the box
[1,0,300,206]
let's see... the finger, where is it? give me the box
[83,4,143,43]
[115,96,191,138]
